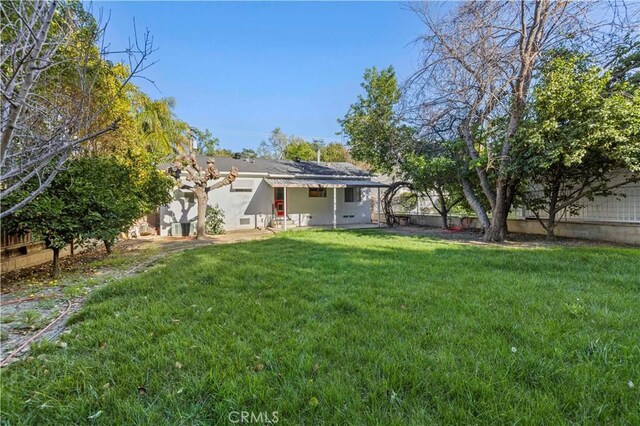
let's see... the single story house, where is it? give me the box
[157,156,388,236]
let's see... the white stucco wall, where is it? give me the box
[285,187,372,226]
[213,178,273,230]
[159,176,374,235]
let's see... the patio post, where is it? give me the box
[284,186,287,231]
[377,187,381,227]
[333,187,337,229]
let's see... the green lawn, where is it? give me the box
[2,230,639,424]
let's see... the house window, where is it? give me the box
[309,188,327,198]
[344,187,362,202]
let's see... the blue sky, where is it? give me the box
[94,1,426,151]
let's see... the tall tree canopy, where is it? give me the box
[257,128,288,160]
[192,127,220,156]
[0,0,154,218]
[339,66,412,174]
[517,52,640,237]
[258,128,352,163]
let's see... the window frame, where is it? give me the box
[308,188,328,198]
[344,187,362,203]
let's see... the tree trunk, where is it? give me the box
[194,188,208,239]
[437,190,448,228]
[485,207,508,242]
[461,178,490,231]
[484,180,510,242]
[104,240,113,254]
[51,247,60,278]
[546,217,557,239]
[500,181,519,236]
[440,212,448,229]
[545,178,561,239]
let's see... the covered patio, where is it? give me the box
[264,178,388,230]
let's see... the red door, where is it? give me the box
[274,188,285,217]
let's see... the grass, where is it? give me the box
[1,230,639,424]
[17,310,42,328]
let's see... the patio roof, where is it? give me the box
[264,178,388,188]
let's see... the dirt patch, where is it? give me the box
[378,225,634,248]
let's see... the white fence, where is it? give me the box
[372,182,640,225]
[515,184,640,224]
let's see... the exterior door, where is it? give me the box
[274,187,285,217]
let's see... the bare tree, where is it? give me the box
[406,0,637,241]
[1,0,155,219]
[169,154,238,239]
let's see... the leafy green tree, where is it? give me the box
[608,37,640,88]
[133,94,191,157]
[517,53,640,237]
[3,156,174,276]
[321,143,351,162]
[259,130,347,163]
[284,138,317,161]
[402,148,466,228]
[3,170,82,277]
[192,127,220,156]
[76,156,174,253]
[339,66,412,173]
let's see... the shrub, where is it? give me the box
[205,204,225,235]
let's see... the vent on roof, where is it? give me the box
[233,152,242,159]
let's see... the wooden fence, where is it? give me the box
[0,229,33,249]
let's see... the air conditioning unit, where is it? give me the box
[171,222,195,237]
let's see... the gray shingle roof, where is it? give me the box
[161,156,371,178]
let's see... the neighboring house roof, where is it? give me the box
[161,156,372,178]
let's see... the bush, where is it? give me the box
[205,204,225,235]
